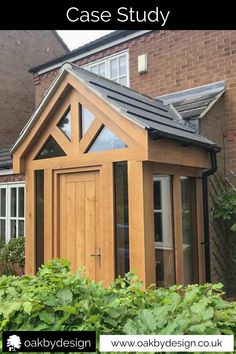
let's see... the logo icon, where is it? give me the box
[6,335,22,352]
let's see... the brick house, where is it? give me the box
[0,30,69,243]
[1,30,236,288]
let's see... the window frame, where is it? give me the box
[83,50,130,87]
[0,182,25,243]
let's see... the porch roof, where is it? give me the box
[9,63,216,162]
[158,81,225,120]
[68,64,216,148]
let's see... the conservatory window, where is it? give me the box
[0,184,25,243]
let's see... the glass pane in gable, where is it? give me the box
[58,110,71,140]
[36,136,66,160]
[81,106,95,136]
[89,127,127,152]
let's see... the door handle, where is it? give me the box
[90,248,101,267]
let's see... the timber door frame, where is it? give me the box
[58,170,100,279]
[51,164,115,285]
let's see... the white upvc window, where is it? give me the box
[153,176,173,250]
[84,51,129,87]
[0,183,25,243]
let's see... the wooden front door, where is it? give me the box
[59,171,101,280]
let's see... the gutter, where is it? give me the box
[30,30,153,75]
[149,129,215,150]
[202,146,220,283]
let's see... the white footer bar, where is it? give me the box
[100,335,234,352]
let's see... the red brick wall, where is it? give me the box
[0,174,25,184]
[0,30,68,149]
[200,97,225,173]
[34,30,236,172]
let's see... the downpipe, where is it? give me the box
[202,147,220,283]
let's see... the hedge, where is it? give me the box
[0,259,235,353]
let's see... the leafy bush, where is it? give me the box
[0,237,25,274]
[124,283,236,335]
[0,259,236,353]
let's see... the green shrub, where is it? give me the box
[0,237,25,271]
[213,182,236,232]
[0,259,235,353]
[124,283,236,335]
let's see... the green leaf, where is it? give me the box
[23,301,33,315]
[106,307,121,319]
[124,320,138,335]
[202,307,214,321]
[59,305,77,314]
[0,302,21,319]
[104,317,117,326]
[211,283,224,290]
[57,289,73,305]
[39,311,55,325]
[231,223,236,231]
[44,296,59,307]
[191,301,207,314]
[188,321,215,334]
[88,315,99,323]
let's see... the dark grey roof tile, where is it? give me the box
[159,81,225,120]
[0,145,12,169]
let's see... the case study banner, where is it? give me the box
[100,335,234,352]
[1,0,235,29]
[66,6,170,26]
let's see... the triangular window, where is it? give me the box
[58,109,71,140]
[81,105,95,137]
[35,136,66,160]
[88,127,127,152]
